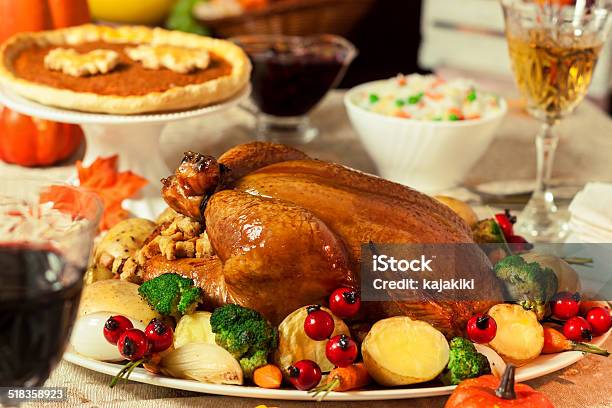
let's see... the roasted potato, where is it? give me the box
[174,311,216,349]
[362,317,449,386]
[488,304,544,366]
[84,263,114,285]
[78,279,160,325]
[435,196,479,227]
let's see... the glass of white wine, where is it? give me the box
[501,0,612,241]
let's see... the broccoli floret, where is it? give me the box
[138,273,202,319]
[441,337,491,385]
[210,304,278,378]
[494,255,558,320]
[472,219,506,244]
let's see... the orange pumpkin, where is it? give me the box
[47,0,90,28]
[0,106,84,166]
[0,0,89,167]
[0,0,52,44]
[444,365,554,408]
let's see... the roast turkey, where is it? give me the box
[144,142,503,336]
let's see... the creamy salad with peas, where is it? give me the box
[353,74,501,121]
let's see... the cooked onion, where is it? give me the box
[474,343,507,378]
[160,343,243,385]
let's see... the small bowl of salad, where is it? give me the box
[344,74,507,192]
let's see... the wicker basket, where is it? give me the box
[195,0,375,38]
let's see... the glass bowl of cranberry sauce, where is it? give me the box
[232,34,357,144]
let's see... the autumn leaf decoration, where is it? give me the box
[41,156,147,230]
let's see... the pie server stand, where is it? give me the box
[0,85,251,217]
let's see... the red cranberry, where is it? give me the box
[467,314,497,344]
[287,360,322,391]
[303,305,335,341]
[103,315,134,345]
[144,318,173,353]
[563,316,592,342]
[117,329,150,361]
[585,307,612,337]
[325,334,358,367]
[329,287,361,319]
[551,292,581,320]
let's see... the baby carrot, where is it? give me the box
[542,326,609,356]
[309,363,371,401]
[253,364,282,389]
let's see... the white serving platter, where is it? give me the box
[63,330,609,401]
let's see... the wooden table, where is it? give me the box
[6,91,611,407]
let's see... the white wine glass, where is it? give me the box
[501,0,612,241]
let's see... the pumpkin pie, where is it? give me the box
[0,25,251,114]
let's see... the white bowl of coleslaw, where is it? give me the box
[344,74,507,192]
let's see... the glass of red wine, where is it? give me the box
[0,179,102,402]
[232,34,357,144]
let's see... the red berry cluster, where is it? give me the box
[290,287,362,390]
[495,209,530,251]
[104,316,173,361]
[551,293,611,341]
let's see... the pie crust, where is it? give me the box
[0,25,251,114]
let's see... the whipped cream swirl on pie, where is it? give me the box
[44,48,120,77]
[126,45,210,74]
